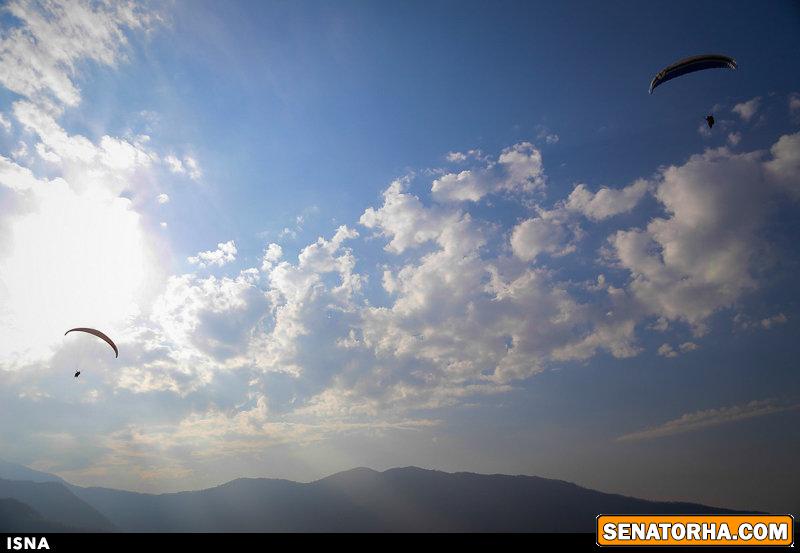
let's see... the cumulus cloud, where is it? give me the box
[44,134,800,433]
[732,97,761,122]
[565,179,650,221]
[260,243,283,271]
[605,142,798,333]
[431,142,544,203]
[617,399,800,442]
[188,240,238,268]
[360,179,458,253]
[156,193,170,204]
[149,268,268,364]
[353,174,641,396]
[764,132,800,199]
[510,209,578,262]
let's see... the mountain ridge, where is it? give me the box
[0,460,757,532]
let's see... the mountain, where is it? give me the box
[0,478,114,531]
[0,461,752,532]
[69,466,748,532]
[0,459,67,485]
[0,498,72,532]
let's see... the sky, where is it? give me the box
[0,0,798,515]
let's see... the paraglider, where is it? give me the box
[649,54,737,94]
[64,328,118,378]
[705,115,715,129]
[64,328,119,358]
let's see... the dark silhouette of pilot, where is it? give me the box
[705,115,715,129]
[74,370,81,378]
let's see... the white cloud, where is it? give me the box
[0,113,10,132]
[658,341,699,358]
[353,176,640,397]
[727,131,741,146]
[510,209,577,262]
[13,101,155,191]
[732,97,761,122]
[431,142,544,203]
[760,313,788,329]
[164,155,184,174]
[734,312,789,331]
[0,0,158,106]
[565,179,650,221]
[164,154,200,180]
[148,268,268,366]
[679,341,699,353]
[445,149,483,163]
[0,1,170,369]
[260,243,283,272]
[617,399,800,442]
[431,170,487,202]
[183,155,202,180]
[360,179,458,253]
[534,125,559,145]
[657,343,677,358]
[156,193,170,204]
[607,146,780,333]
[764,132,800,199]
[11,141,28,160]
[497,142,546,193]
[790,92,800,113]
[188,240,238,268]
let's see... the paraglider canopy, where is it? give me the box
[64,328,119,358]
[649,54,737,94]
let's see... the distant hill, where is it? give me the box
[0,479,114,531]
[0,459,67,485]
[0,498,72,532]
[0,460,753,533]
[69,466,748,532]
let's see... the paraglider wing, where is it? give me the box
[64,328,119,358]
[649,54,737,94]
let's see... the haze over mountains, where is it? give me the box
[0,462,752,532]
[0,461,748,532]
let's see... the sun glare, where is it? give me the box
[0,180,146,363]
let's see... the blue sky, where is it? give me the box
[0,0,798,515]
